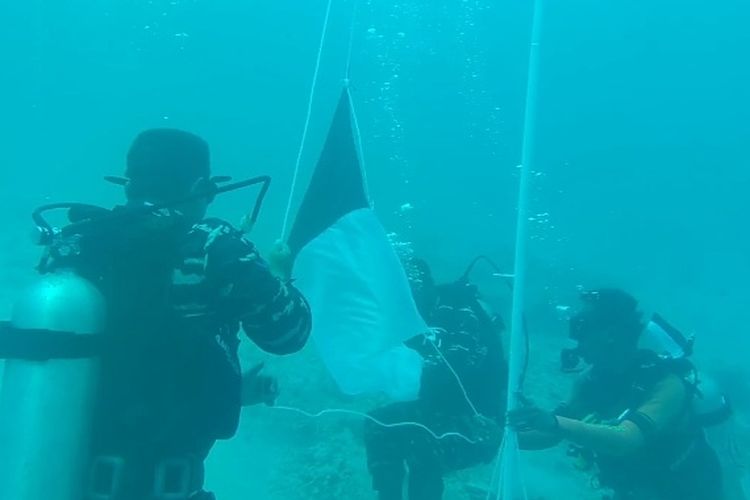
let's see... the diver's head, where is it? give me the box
[408,258,438,319]
[123,128,213,222]
[569,288,644,372]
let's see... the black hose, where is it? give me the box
[460,254,531,390]
[32,175,272,239]
[32,203,103,235]
[460,255,508,285]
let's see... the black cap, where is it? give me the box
[118,128,211,202]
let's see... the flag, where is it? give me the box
[287,88,427,401]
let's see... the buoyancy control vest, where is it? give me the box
[0,176,272,500]
[571,351,721,498]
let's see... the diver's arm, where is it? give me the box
[517,403,579,450]
[555,417,644,457]
[203,221,312,354]
[517,377,591,450]
[557,374,689,458]
[236,267,311,355]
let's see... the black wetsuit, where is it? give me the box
[42,212,311,500]
[560,354,723,500]
[364,282,508,500]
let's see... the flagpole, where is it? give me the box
[495,0,544,498]
[343,0,371,202]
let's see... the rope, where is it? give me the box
[280,0,335,239]
[427,328,481,417]
[271,405,480,444]
[489,432,527,500]
[342,1,370,201]
[344,0,360,84]
[346,87,371,201]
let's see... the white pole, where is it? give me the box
[280,0,335,240]
[495,0,545,498]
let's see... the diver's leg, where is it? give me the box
[365,403,416,500]
[373,469,406,500]
[406,459,445,500]
[407,413,504,500]
[404,415,446,500]
[658,437,725,500]
[369,456,406,500]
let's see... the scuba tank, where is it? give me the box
[638,314,731,427]
[639,313,694,359]
[0,270,106,500]
[0,175,272,500]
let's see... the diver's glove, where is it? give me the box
[506,405,560,434]
[241,362,279,407]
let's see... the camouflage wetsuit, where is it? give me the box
[364,282,507,500]
[41,212,311,500]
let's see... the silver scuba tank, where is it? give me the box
[0,270,106,500]
[639,314,731,427]
[639,314,692,358]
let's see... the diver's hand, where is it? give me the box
[507,405,560,434]
[241,362,279,407]
[268,240,293,281]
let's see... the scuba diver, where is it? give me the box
[1,128,311,500]
[364,258,508,500]
[508,288,726,500]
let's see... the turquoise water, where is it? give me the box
[1,0,749,498]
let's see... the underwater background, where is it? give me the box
[1,0,748,498]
